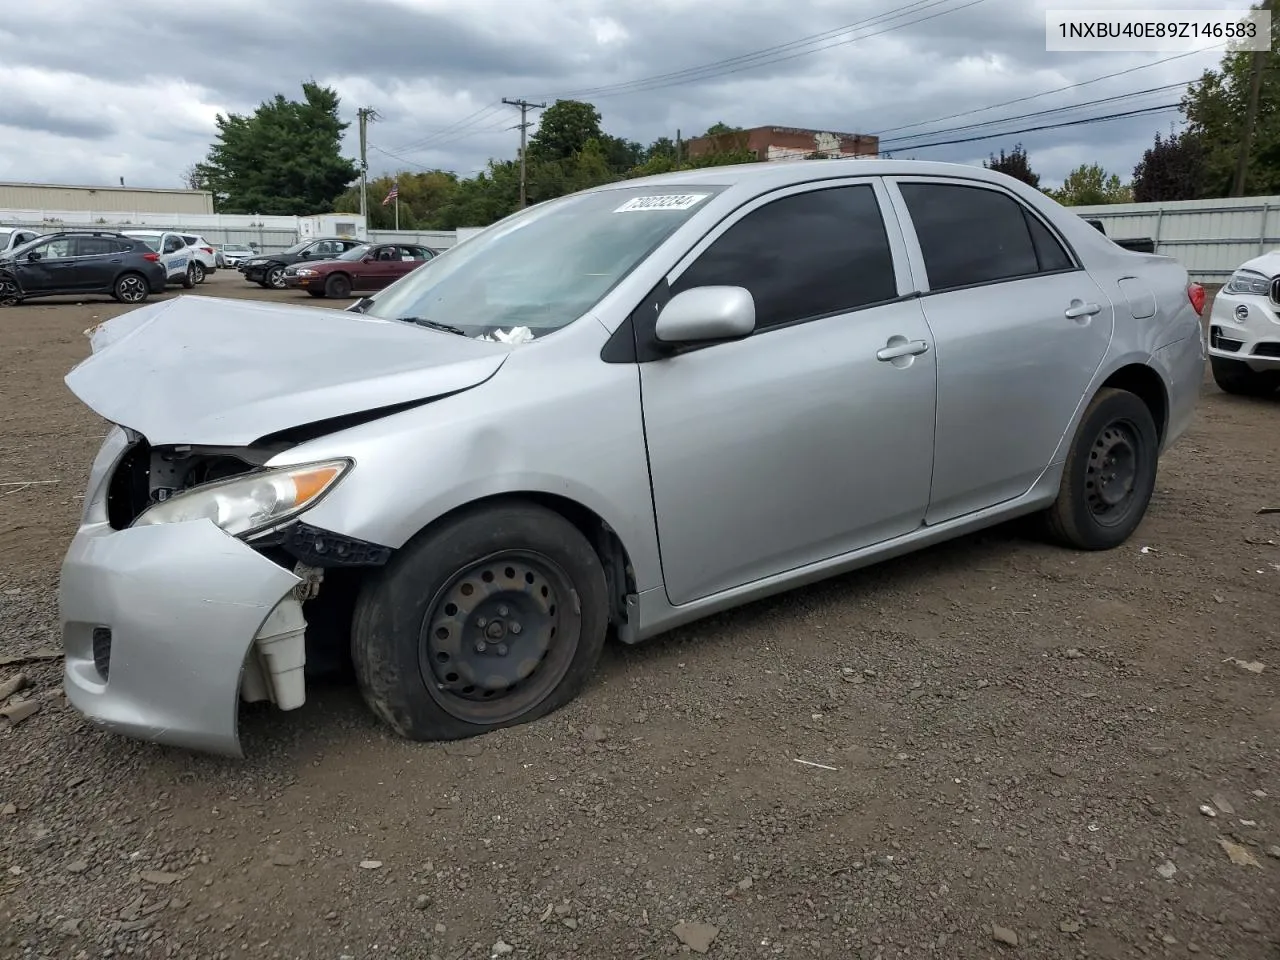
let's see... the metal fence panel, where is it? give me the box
[368,230,458,249]
[1072,196,1280,281]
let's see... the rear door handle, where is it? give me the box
[876,339,930,361]
[1065,300,1102,319]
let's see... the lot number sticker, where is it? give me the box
[614,194,709,213]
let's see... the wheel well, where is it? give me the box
[1099,363,1168,443]
[412,492,638,630]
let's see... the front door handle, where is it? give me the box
[876,338,930,361]
[1065,300,1102,319]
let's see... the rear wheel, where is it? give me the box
[1042,387,1159,551]
[113,272,150,304]
[1211,355,1279,397]
[191,261,206,284]
[266,265,286,289]
[351,501,609,742]
[324,273,352,299]
[180,266,195,290]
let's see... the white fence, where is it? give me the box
[1072,195,1280,283]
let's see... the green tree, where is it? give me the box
[1131,129,1207,202]
[527,100,604,163]
[1048,163,1134,205]
[195,82,358,214]
[333,169,461,230]
[983,143,1041,188]
[1181,4,1280,196]
[703,122,743,135]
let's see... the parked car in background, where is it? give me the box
[1207,253,1280,396]
[179,234,218,282]
[239,237,365,289]
[0,230,167,305]
[0,226,43,255]
[57,159,1205,757]
[218,243,256,268]
[120,230,199,288]
[283,242,436,298]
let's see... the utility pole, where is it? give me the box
[356,107,380,220]
[502,98,546,208]
[1231,0,1272,197]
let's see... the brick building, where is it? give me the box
[685,126,879,163]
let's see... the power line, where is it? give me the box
[875,103,1181,153]
[871,44,1224,137]
[388,101,506,154]
[530,0,988,102]
[503,98,547,208]
[879,81,1193,148]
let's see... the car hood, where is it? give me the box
[66,295,512,447]
[1235,250,1280,281]
[286,257,345,272]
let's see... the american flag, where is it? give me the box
[382,181,398,205]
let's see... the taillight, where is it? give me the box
[1188,282,1205,316]
[142,252,160,262]
[201,246,213,254]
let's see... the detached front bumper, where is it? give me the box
[60,520,303,756]
[1208,291,1280,369]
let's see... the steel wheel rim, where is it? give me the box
[1085,418,1141,526]
[418,550,580,724]
[118,276,146,303]
[268,266,285,288]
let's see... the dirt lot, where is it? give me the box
[1,272,1278,960]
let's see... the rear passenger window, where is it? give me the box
[73,237,114,257]
[899,182,1072,291]
[671,184,898,329]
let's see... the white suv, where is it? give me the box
[120,230,199,288]
[1209,254,1280,397]
[180,234,217,283]
[0,227,43,255]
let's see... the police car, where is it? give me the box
[120,230,199,288]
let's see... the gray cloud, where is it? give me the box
[0,0,1233,191]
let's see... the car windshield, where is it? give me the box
[336,244,373,261]
[361,185,726,339]
[0,229,12,245]
[277,241,310,255]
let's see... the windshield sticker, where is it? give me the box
[614,194,709,213]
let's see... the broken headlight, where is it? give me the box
[132,459,352,538]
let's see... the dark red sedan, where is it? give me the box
[282,242,437,298]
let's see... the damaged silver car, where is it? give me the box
[59,160,1206,756]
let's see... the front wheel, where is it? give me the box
[351,501,609,742]
[112,272,150,304]
[324,273,352,299]
[191,261,206,284]
[0,274,22,306]
[1042,387,1159,550]
[1211,355,1279,397]
[180,266,195,290]
[266,265,286,289]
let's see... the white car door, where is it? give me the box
[159,233,191,281]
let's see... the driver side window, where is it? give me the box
[669,184,899,330]
[34,238,73,259]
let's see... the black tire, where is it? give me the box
[191,261,206,284]
[1043,387,1159,551]
[180,266,195,290]
[112,272,150,304]
[266,264,286,289]
[351,501,609,742]
[324,273,352,299]
[0,273,22,306]
[1211,355,1278,397]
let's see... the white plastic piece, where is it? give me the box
[251,596,308,711]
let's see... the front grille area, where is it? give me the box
[1210,326,1244,352]
[1271,276,1280,306]
[92,627,112,681]
[1253,342,1280,358]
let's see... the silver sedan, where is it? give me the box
[58,159,1206,756]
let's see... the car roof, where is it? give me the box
[586,157,1027,193]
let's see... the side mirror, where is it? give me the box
[655,286,756,344]
[362,255,375,263]
[27,251,41,261]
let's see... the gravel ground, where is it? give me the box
[1,274,1278,960]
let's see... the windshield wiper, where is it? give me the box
[395,316,468,336]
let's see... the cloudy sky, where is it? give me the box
[0,0,1246,192]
